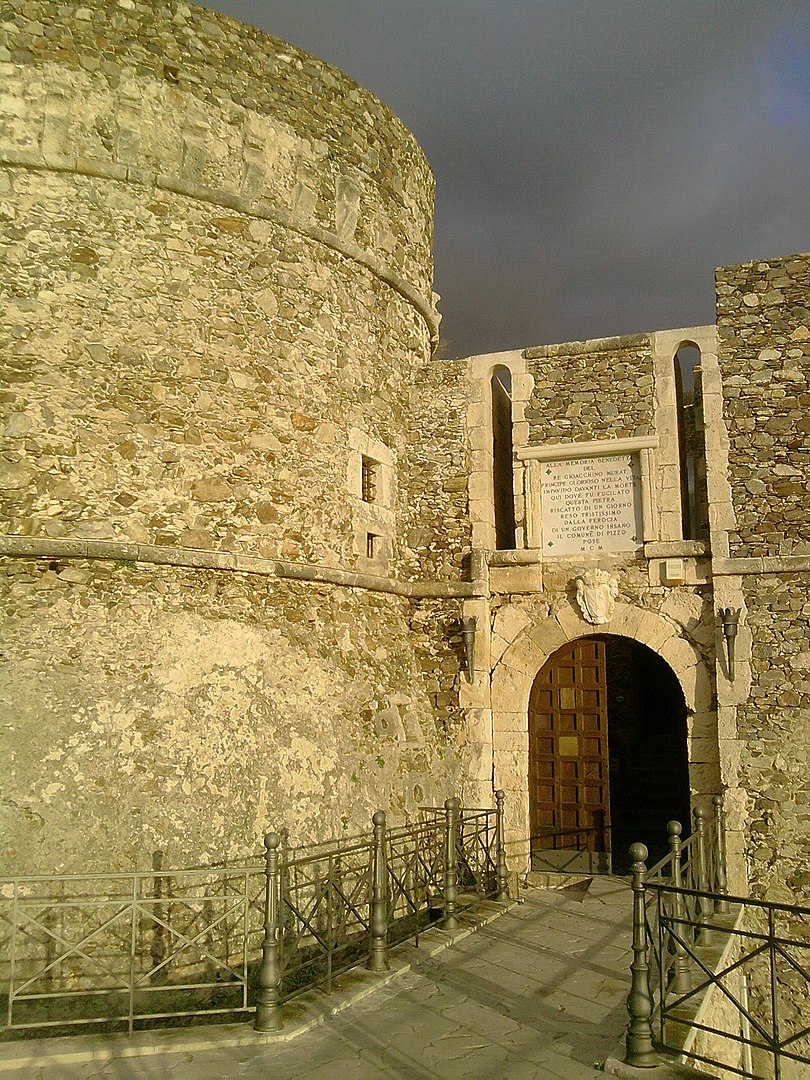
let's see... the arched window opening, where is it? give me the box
[674,346,703,541]
[491,367,516,549]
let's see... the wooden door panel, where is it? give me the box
[529,638,610,871]
[558,687,576,710]
[534,688,553,711]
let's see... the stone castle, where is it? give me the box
[1,1,808,914]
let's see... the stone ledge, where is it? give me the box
[523,332,650,359]
[644,541,708,558]
[0,535,480,599]
[488,548,544,566]
[713,555,810,576]
[517,434,658,460]
[0,150,439,350]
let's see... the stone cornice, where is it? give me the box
[1,150,440,351]
[0,535,477,599]
[522,333,650,359]
[712,555,810,576]
[517,436,658,461]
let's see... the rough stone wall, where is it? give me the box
[1,170,427,569]
[716,253,810,559]
[523,334,655,445]
[0,0,434,297]
[2,557,465,875]
[715,253,810,909]
[737,575,810,904]
[1,0,438,572]
[400,359,471,582]
[410,598,468,734]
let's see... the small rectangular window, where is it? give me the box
[366,532,377,558]
[361,457,377,503]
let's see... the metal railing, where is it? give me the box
[1,793,510,1039]
[458,795,509,903]
[624,793,810,1079]
[254,794,511,1031]
[0,865,265,1037]
[649,885,809,1078]
[646,798,729,910]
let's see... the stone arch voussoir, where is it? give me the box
[492,600,707,716]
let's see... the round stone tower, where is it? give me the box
[1,1,464,875]
[1,0,437,565]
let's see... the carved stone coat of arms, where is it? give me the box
[574,569,619,625]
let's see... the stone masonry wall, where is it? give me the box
[738,579,810,904]
[400,359,472,582]
[716,253,810,559]
[0,0,435,298]
[523,334,656,446]
[1,557,465,875]
[1,170,427,570]
[1,0,438,574]
[735,570,810,1063]
[716,252,810,907]
[0,1,471,879]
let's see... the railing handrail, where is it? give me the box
[0,821,474,894]
[0,820,462,888]
[646,830,696,882]
[281,835,373,869]
[387,819,449,839]
[646,880,810,919]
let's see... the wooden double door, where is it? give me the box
[529,638,611,873]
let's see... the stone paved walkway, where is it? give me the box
[18,876,636,1079]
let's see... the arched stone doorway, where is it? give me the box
[528,634,690,875]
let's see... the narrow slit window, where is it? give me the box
[361,456,377,503]
[366,532,377,559]
[674,346,701,541]
[491,366,516,549]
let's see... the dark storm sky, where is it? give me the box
[200,1,810,358]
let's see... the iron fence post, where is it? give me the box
[458,805,466,890]
[255,831,283,1032]
[129,874,138,1036]
[150,850,167,986]
[326,851,336,993]
[8,881,17,1031]
[369,810,389,971]
[667,820,691,995]
[694,806,715,945]
[712,794,730,915]
[625,843,657,1068]
[444,796,460,930]
[769,906,781,1080]
[495,789,510,902]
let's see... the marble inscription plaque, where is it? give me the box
[540,454,642,555]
